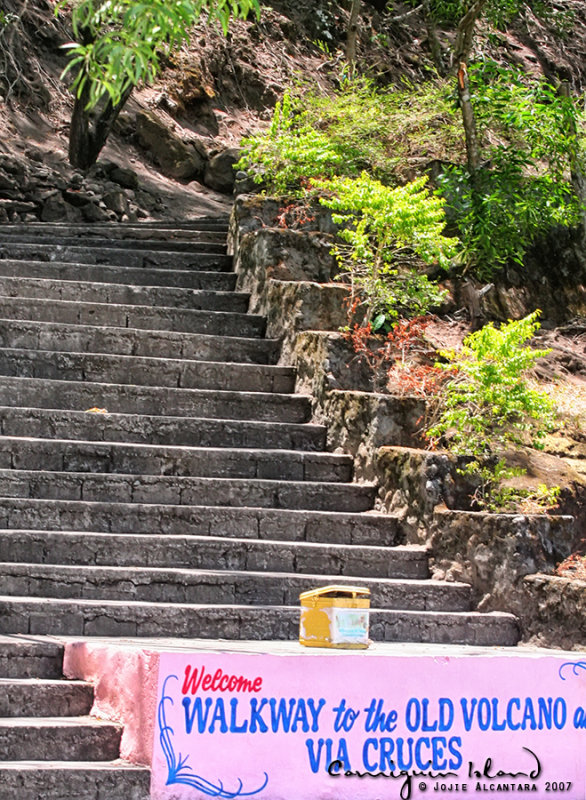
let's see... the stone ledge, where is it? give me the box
[522,573,586,650]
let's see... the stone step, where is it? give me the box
[0,499,402,546]
[0,636,64,679]
[0,349,295,393]
[0,563,469,611]
[0,258,238,289]
[0,437,352,482]
[0,470,375,511]
[2,219,229,236]
[0,319,279,364]
[0,679,94,718]
[0,242,232,270]
[0,531,427,579]
[0,407,325,450]
[0,275,249,312]
[0,377,310,422]
[0,717,122,761]
[0,597,520,645]
[0,233,228,253]
[0,763,151,800]
[0,296,265,336]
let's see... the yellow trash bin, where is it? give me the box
[299,585,371,649]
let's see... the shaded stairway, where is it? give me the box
[0,219,519,644]
[0,634,149,798]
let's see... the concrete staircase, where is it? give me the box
[0,218,519,792]
[0,219,520,642]
[0,635,150,798]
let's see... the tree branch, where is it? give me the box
[388,3,424,23]
[452,0,487,70]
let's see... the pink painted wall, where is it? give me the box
[63,643,586,800]
[63,641,160,765]
[152,652,586,800]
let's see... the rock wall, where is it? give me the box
[522,574,586,650]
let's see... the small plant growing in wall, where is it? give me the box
[314,172,458,328]
[344,316,448,396]
[426,311,560,510]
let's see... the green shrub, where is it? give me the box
[237,91,356,196]
[426,311,559,509]
[315,172,458,327]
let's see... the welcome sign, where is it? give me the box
[150,652,586,800]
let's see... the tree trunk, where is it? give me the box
[346,0,361,70]
[67,23,133,170]
[457,62,481,173]
[69,84,134,170]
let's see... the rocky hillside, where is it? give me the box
[1,0,586,223]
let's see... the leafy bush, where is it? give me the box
[237,91,355,196]
[239,66,583,284]
[315,172,458,327]
[426,311,559,510]
[439,158,581,279]
[438,65,585,278]
[427,311,554,453]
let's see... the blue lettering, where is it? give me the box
[554,698,567,729]
[522,699,537,730]
[537,698,552,730]
[305,738,325,774]
[209,698,228,733]
[396,737,414,771]
[405,699,420,732]
[448,736,463,770]
[439,699,454,732]
[379,737,395,771]
[431,736,446,770]
[269,698,295,733]
[477,698,491,731]
[491,699,506,731]
[250,698,268,733]
[291,699,309,733]
[364,698,398,732]
[421,699,438,732]
[507,698,521,730]
[335,738,351,771]
[229,698,248,733]
[414,737,431,770]
[362,738,378,771]
[182,696,212,735]
[307,698,326,732]
[460,698,477,732]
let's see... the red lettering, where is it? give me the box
[181,664,263,694]
[182,665,204,695]
[211,668,223,692]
